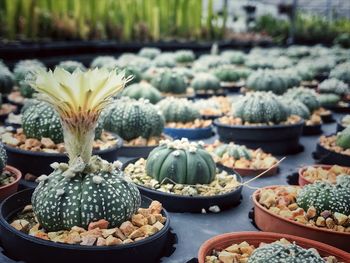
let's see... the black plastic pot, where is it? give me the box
[302,124,322,135]
[201,114,223,120]
[4,136,123,176]
[220,82,243,93]
[115,145,157,158]
[194,90,228,99]
[325,103,350,113]
[122,159,243,213]
[0,189,171,263]
[214,119,304,155]
[314,72,329,82]
[164,126,214,140]
[336,122,346,132]
[314,140,350,166]
[320,113,334,123]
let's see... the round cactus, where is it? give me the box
[296,175,350,215]
[103,98,164,141]
[146,139,216,185]
[295,63,316,81]
[0,142,7,173]
[90,56,118,69]
[287,46,310,58]
[32,157,141,231]
[245,56,273,70]
[120,65,142,85]
[138,47,161,59]
[151,69,187,94]
[157,97,200,123]
[246,70,288,95]
[329,62,350,85]
[122,82,162,104]
[220,50,245,65]
[213,143,252,160]
[213,65,248,83]
[279,69,302,89]
[336,126,350,149]
[174,50,195,63]
[319,78,349,96]
[248,241,324,263]
[0,65,15,94]
[57,61,86,73]
[317,93,341,107]
[153,53,176,68]
[284,87,320,112]
[272,56,293,69]
[233,92,289,124]
[283,98,310,120]
[191,73,221,91]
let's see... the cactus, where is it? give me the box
[284,87,320,112]
[146,139,216,185]
[191,73,221,91]
[283,98,310,120]
[174,50,195,64]
[120,65,142,85]
[319,78,349,96]
[31,67,141,232]
[329,62,350,85]
[90,56,117,69]
[297,175,350,216]
[295,63,316,81]
[213,143,252,160]
[220,50,245,65]
[213,65,248,83]
[279,69,302,89]
[151,69,187,94]
[317,93,341,107]
[153,53,176,68]
[336,126,350,149]
[57,61,86,73]
[122,82,162,104]
[0,142,7,173]
[233,92,289,124]
[248,240,324,263]
[272,56,293,69]
[246,70,288,95]
[138,47,161,59]
[157,97,200,123]
[103,98,164,141]
[0,65,15,94]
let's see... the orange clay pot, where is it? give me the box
[0,165,22,201]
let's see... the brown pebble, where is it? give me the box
[96,237,106,246]
[80,236,97,246]
[131,214,148,227]
[119,221,137,236]
[88,219,109,230]
[105,235,122,246]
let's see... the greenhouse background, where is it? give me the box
[0,1,349,263]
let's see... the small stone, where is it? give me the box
[306,206,317,219]
[137,208,151,217]
[22,205,33,213]
[34,232,49,240]
[105,235,122,246]
[258,189,276,208]
[80,236,96,246]
[320,210,332,219]
[96,237,106,246]
[114,228,126,240]
[209,205,221,213]
[326,218,335,229]
[66,231,81,244]
[287,203,298,211]
[11,219,30,232]
[295,215,308,224]
[131,214,148,227]
[335,225,345,232]
[41,137,55,149]
[316,217,326,227]
[88,219,109,230]
[71,226,86,233]
[122,238,133,244]
[119,221,137,236]
[225,244,240,253]
[218,251,236,263]
[149,201,162,214]
[24,173,37,182]
[134,237,146,242]
[1,133,20,146]
[29,224,40,235]
[279,210,293,219]
[80,228,102,238]
[334,212,348,226]
[147,215,157,225]
[153,221,164,231]
[154,214,166,224]
[129,225,158,239]
[102,228,116,238]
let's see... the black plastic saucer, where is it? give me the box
[302,124,322,135]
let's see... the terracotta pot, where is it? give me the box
[0,165,22,201]
[198,231,350,263]
[222,165,278,177]
[253,186,350,252]
[298,164,350,186]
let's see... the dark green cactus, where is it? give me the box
[283,98,310,120]
[284,87,320,112]
[214,143,252,160]
[153,53,176,68]
[234,92,289,124]
[151,69,187,94]
[0,65,15,94]
[57,61,86,73]
[157,97,200,123]
[221,50,245,65]
[213,65,251,82]
[192,73,221,91]
[336,126,350,149]
[146,139,216,185]
[317,93,341,107]
[0,142,7,173]
[122,82,162,104]
[103,98,164,141]
[330,62,350,85]
[138,47,161,59]
[90,56,117,69]
[174,50,195,63]
[319,78,349,96]
[246,69,288,95]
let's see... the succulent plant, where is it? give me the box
[57,61,86,73]
[246,70,288,95]
[295,63,316,81]
[336,126,350,149]
[220,50,245,65]
[138,47,161,59]
[151,69,187,94]
[233,92,289,124]
[284,87,320,112]
[146,139,216,185]
[272,56,293,69]
[317,93,341,107]
[13,60,46,98]
[283,98,310,120]
[286,45,310,58]
[244,56,273,70]
[103,97,164,141]
[319,78,349,96]
[213,65,248,83]
[90,56,117,69]
[174,50,195,63]
[31,67,141,231]
[191,73,221,91]
[297,175,350,216]
[279,69,302,89]
[153,53,176,68]
[122,82,162,104]
[329,62,350,85]
[157,97,200,123]
[0,142,7,173]
[213,143,252,160]
[248,240,324,263]
[120,65,142,85]
[193,55,229,70]
[0,65,15,94]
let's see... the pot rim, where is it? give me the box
[219,164,278,176]
[164,125,213,132]
[0,165,22,190]
[197,231,350,262]
[298,164,350,185]
[0,189,170,251]
[252,185,350,237]
[213,118,305,130]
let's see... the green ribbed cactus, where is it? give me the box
[246,70,288,95]
[174,50,195,63]
[151,69,187,94]
[146,139,216,184]
[138,47,161,59]
[57,61,86,73]
[122,82,162,104]
[157,97,200,123]
[234,92,289,124]
[103,98,164,141]
[220,50,245,65]
[214,144,252,160]
[248,241,324,263]
[297,175,350,216]
[283,98,310,120]
[213,65,250,82]
[319,78,349,96]
[192,73,221,91]
[329,62,350,85]
[0,142,7,173]
[90,56,117,69]
[153,53,176,68]
[284,87,320,112]
[0,65,15,94]
[318,93,341,107]
[336,126,350,149]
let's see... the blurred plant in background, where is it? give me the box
[0,0,227,42]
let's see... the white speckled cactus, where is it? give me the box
[31,68,141,231]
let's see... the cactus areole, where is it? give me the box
[30,68,141,231]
